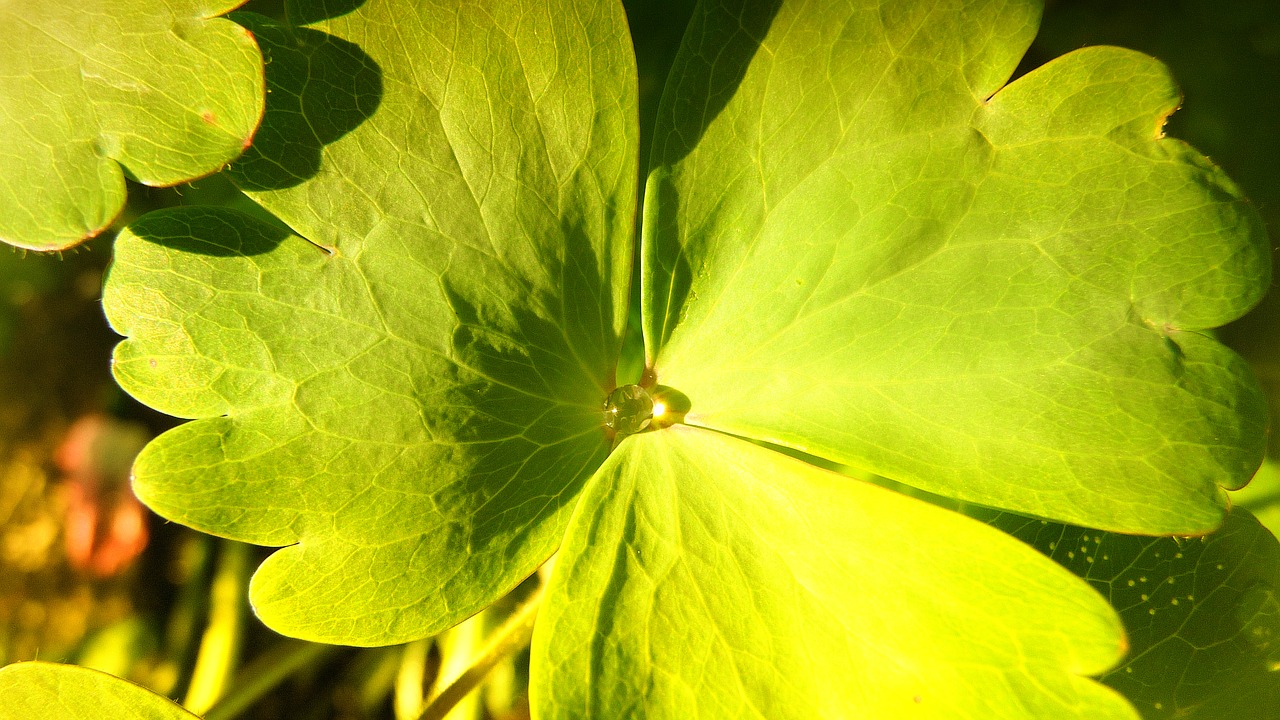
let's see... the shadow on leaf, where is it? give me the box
[433,212,620,564]
[284,0,367,25]
[228,12,382,191]
[651,0,782,165]
[642,169,696,359]
[122,207,291,258]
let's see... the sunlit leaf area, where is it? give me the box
[0,0,1277,718]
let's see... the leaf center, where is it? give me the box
[603,384,655,436]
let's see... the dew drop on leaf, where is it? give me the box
[603,384,654,436]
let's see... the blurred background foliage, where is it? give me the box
[0,0,1274,718]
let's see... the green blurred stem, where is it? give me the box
[359,646,407,715]
[1239,488,1280,511]
[431,611,489,720]
[416,582,546,720]
[153,532,213,696]
[395,638,432,720]
[204,640,339,720]
[184,540,250,715]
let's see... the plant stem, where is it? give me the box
[358,646,407,715]
[394,638,432,720]
[416,582,546,720]
[203,640,339,720]
[184,540,250,715]
[150,531,212,696]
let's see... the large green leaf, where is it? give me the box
[0,662,197,720]
[102,0,637,645]
[0,0,264,251]
[984,508,1280,720]
[96,4,1272,717]
[642,0,1269,534]
[532,425,1136,719]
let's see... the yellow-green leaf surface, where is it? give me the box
[532,425,1137,719]
[642,0,1269,534]
[0,0,264,250]
[0,662,197,720]
[103,0,637,645]
[985,509,1280,720]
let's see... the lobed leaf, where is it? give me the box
[641,0,1269,534]
[533,425,1137,719]
[0,0,264,250]
[103,0,637,645]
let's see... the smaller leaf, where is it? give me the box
[532,425,1137,719]
[984,508,1280,719]
[0,0,264,250]
[0,662,198,720]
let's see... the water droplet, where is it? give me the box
[603,385,654,436]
